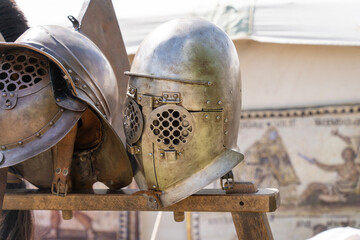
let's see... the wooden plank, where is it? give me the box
[2,188,279,212]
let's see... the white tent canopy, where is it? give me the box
[16,0,360,53]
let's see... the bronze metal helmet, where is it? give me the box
[124,18,244,207]
[0,25,132,190]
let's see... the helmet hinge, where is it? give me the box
[162,92,181,104]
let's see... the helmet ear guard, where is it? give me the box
[124,18,243,207]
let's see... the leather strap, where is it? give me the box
[0,167,8,211]
[51,125,78,196]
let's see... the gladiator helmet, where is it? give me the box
[124,18,244,207]
[0,25,132,192]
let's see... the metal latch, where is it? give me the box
[127,144,141,155]
[220,170,234,190]
[159,149,178,161]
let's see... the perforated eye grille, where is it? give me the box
[0,50,49,93]
[148,105,194,149]
[123,98,143,144]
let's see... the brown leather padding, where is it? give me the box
[75,108,102,150]
[51,125,78,196]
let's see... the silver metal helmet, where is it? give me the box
[124,18,244,207]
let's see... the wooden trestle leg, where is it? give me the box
[226,182,275,240]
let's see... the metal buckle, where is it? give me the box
[51,181,68,197]
[220,170,234,190]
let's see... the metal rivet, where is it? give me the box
[138,97,142,102]
[164,94,169,98]
[155,100,159,105]
[75,77,80,83]
[9,93,14,97]
[68,69,72,73]
[1,54,4,57]
[216,116,221,120]
[60,108,64,112]
[2,93,6,97]
[5,102,10,107]
[218,100,222,105]
[204,115,209,119]
[173,94,178,98]
[82,84,87,88]
[206,100,210,104]
[136,148,141,153]
[1,146,6,150]
[18,141,23,145]
[178,152,182,156]
[49,121,54,126]
[160,153,164,157]
[207,82,212,85]
[40,47,45,51]
[95,102,100,106]
[182,120,189,127]
[35,132,41,137]
[56,98,60,102]
[224,131,229,135]
[152,185,156,189]
[230,90,233,94]
[224,118,228,123]
[130,88,135,94]
[149,153,153,156]
[55,168,61,174]
[63,169,68,176]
